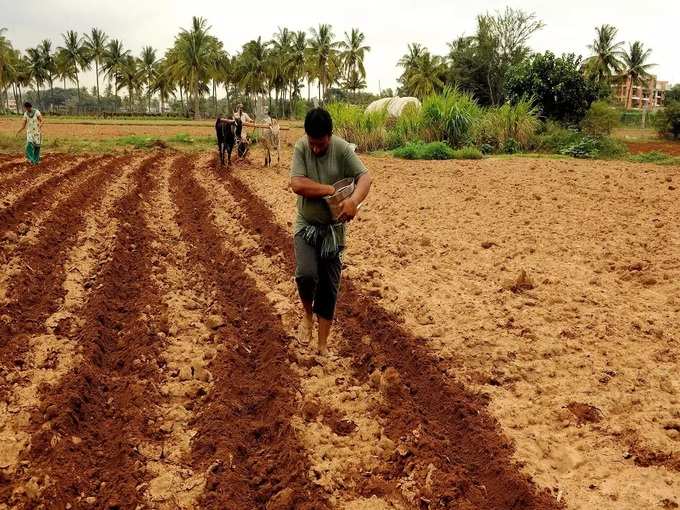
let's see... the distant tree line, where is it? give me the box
[0,20,371,118]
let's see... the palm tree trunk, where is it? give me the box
[49,79,54,112]
[18,83,23,111]
[307,79,311,102]
[76,74,81,113]
[212,80,217,116]
[225,84,230,111]
[95,60,101,113]
[37,84,41,109]
[13,84,19,114]
[193,82,199,120]
[114,79,119,113]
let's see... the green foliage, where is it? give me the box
[559,134,627,159]
[628,151,680,164]
[393,141,482,160]
[452,146,484,159]
[655,101,680,139]
[419,86,481,146]
[388,103,422,148]
[666,85,680,103]
[506,51,599,124]
[326,102,388,152]
[471,98,539,151]
[580,101,620,136]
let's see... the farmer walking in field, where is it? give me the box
[290,108,372,354]
[16,102,43,165]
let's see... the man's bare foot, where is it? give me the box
[298,315,313,344]
[316,339,328,356]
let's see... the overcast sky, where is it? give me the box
[2,0,678,94]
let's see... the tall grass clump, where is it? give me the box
[420,86,481,147]
[387,103,422,149]
[327,102,388,152]
[472,98,539,152]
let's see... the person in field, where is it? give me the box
[16,102,43,165]
[233,103,253,143]
[290,108,372,354]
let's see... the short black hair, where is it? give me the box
[304,108,333,138]
[23,101,32,108]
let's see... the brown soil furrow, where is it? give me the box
[0,155,103,252]
[194,158,406,509]
[138,154,215,508]
[0,154,80,208]
[216,163,562,510]
[170,155,330,510]
[3,154,166,508]
[0,154,133,370]
[0,154,148,481]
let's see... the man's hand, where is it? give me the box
[337,197,359,222]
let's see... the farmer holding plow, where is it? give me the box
[290,108,372,355]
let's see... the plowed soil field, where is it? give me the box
[0,146,678,510]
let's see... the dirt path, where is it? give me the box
[209,154,561,509]
[171,155,332,509]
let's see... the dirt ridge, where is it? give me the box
[170,155,330,510]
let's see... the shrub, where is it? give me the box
[503,138,522,154]
[580,101,620,136]
[326,102,388,152]
[629,151,675,163]
[656,101,680,139]
[393,141,455,160]
[536,122,581,152]
[451,147,483,160]
[420,86,481,147]
[393,141,483,160]
[471,99,539,152]
[388,103,422,149]
[559,135,627,159]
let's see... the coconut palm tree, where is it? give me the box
[397,43,426,93]
[37,39,57,109]
[269,27,293,115]
[103,39,129,111]
[58,30,90,111]
[170,16,221,118]
[116,54,140,112]
[0,28,15,112]
[151,60,175,114]
[308,24,340,102]
[405,51,446,98]
[26,47,48,108]
[343,69,366,96]
[13,51,32,112]
[84,28,108,112]
[339,28,370,93]
[621,41,655,109]
[584,25,624,84]
[237,37,269,108]
[139,46,157,112]
[287,31,307,104]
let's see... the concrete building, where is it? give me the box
[613,75,669,110]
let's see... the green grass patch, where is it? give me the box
[628,151,680,165]
[393,141,482,160]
